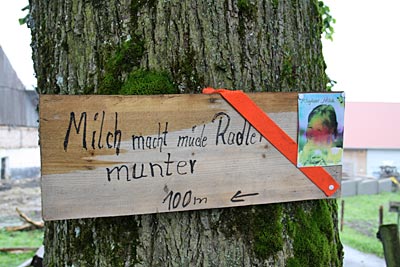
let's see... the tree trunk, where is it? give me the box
[29,0,343,266]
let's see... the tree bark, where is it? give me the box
[29,0,343,266]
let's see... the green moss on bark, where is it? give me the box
[120,69,177,95]
[281,51,296,88]
[219,204,284,260]
[98,0,179,96]
[98,37,145,94]
[98,39,178,95]
[271,0,279,9]
[286,200,342,267]
[171,44,204,93]
[237,0,257,17]
[253,205,284,259]
[45,216,141,266]
[236,0,257,87]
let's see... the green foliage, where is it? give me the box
[339,192,400,257]
[0,229,43,266]
[19,5,30,25]
[287,200,342,267]
[120,69,178,95]
[317,1,336,41]
[327,78,337,91]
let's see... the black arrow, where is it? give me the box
[230,190,259,202]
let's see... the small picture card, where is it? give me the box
[297,92,345,167]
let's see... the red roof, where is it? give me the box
[344,102,400,149]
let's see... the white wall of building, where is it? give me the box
[0,126,38,149]
[0,126,40,175]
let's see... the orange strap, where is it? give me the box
[203,88,339,197]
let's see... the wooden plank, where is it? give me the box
[39,93,341,220]
[377,224,400,267]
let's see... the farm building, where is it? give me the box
[0,45,39,179]
[343,102,400,178]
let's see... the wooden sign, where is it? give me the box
[39,93,341,221]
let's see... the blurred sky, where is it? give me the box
[0,0,399,102]
[322,0,400,102]
[0,0,35,89]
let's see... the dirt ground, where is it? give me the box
[0,177,42,228]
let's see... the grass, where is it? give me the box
[0,228,44,267]
[339,192,400,257]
